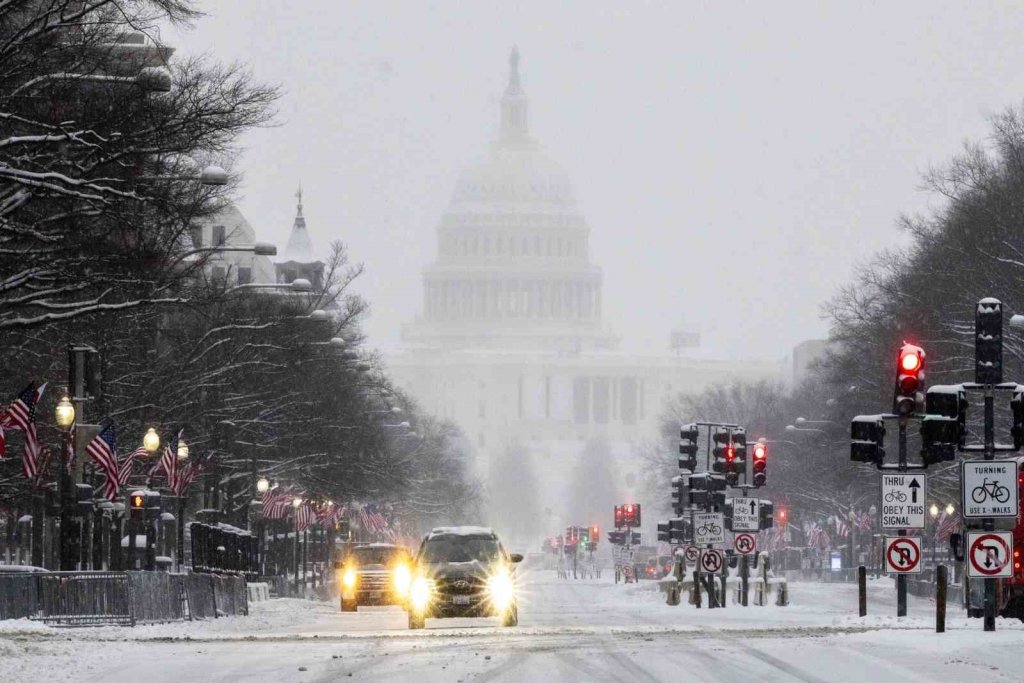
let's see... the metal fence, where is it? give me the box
[37,572,134,626]
[0,571,249,626]
[190,523,259,577]
[0,574,39,620]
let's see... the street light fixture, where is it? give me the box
[54,395,75,429]
[293,497,303,508]
[227,278,312,295]
[929,504,939,518]
[946,503,955,515]
[177,439,189,460]
[256,477,270,494]
[143,427,161,454]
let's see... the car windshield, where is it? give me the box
[352,547,403,566]
[420,535,502,564]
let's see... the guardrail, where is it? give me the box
[0,571,249,626]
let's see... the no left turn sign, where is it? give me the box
[733,533,756,555]
[884,536,922,574]
[700,549,724,574]
[967,531,1013,578]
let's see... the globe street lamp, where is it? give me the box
[256,477,270,494]
[143,427,161,455]
[946,503,955,516]
[55,394,76,570]
[177,439,189,460]
[174,435,189,571]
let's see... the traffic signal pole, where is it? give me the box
[897,420,908,617]
[983,387,996,632]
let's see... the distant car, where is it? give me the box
[406,526,522,629]
[338,543,414,612]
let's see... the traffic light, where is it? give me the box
[723,498,734,531]
[1012,389,1024,450]
[672,474,689,513]
[669,517,688,543]
[590,525,600,543]
[608,530,625,545]
[851,415,885,466]
[613,505,623,529]
[679,423,699,472]
[627,504,641,527]
[976,298,1002,385]
[657,520,670,543]
[580,527,590,545]
[752,441,767,487]
[777,505,787,527]
[921,385,965,465]
[75,483,94,513]
[129,491,145,521]
[760,501,774,529]
[894,343,925,416]
[711,427,732,474]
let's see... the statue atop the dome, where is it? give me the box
[509,46,520,89]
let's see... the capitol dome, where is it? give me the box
[402,48,618,353]
[450,146,576,209]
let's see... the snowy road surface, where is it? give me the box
[3,571,1024,682]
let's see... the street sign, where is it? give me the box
[884,536,922,574]
[962,461,1019,519]
[732,498,760,531]
[694,512,725,546]
[699,548,724,574]
[733,532,756,555]
[683,545,699,563]
[967,531,1013,578]
[880,474,926,529]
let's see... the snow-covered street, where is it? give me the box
[3,570,1023,682]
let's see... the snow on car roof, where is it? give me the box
[427,525,497,538]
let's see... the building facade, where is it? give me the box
[386,51,779,518]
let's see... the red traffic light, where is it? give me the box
[897,343,925,393]
[725,446,735,462]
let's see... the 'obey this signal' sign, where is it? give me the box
[884,536,922,574]
[880,474,926,529]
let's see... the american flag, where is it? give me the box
[357,503,389,535]
[116,447,146,493]
[4,383,46,480]
[85,424,119,501]
[64,420,76,466]
[261,489,291,519]
[935,511,960,542]
[834,516,850,538]
[149,443,180,492]
[0,421,5,459]
[173,450,212,496]
[295,503,315,531]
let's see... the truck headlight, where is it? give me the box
[487,569,515,612]
[342,567,357,590]
[410,576,433,613]
[393,563,412,597]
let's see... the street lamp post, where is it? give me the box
[55,394,76,570]
[176,437,189,572]
[292,497,302,596]
[930,503,940,569]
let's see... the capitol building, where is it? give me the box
[385,50,777,517]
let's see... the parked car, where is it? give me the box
[406,526,522,629]
[338,543,414,612]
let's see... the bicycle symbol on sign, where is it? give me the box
[884,490,907,503]
[697,522,721,537]
[971,478,1011,504]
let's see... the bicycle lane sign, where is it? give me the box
[962,461,1018,518]
[881,474,926,529]
[694,512,725,546]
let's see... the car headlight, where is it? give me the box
[342,567,357,590]
[487,569,515,612]
[410,576,433,613]
[393,563,412,597]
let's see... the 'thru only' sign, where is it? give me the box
[880,474,926,529]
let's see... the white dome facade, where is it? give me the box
[403,49,617,353]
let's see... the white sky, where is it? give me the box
[168,1,1024,361]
